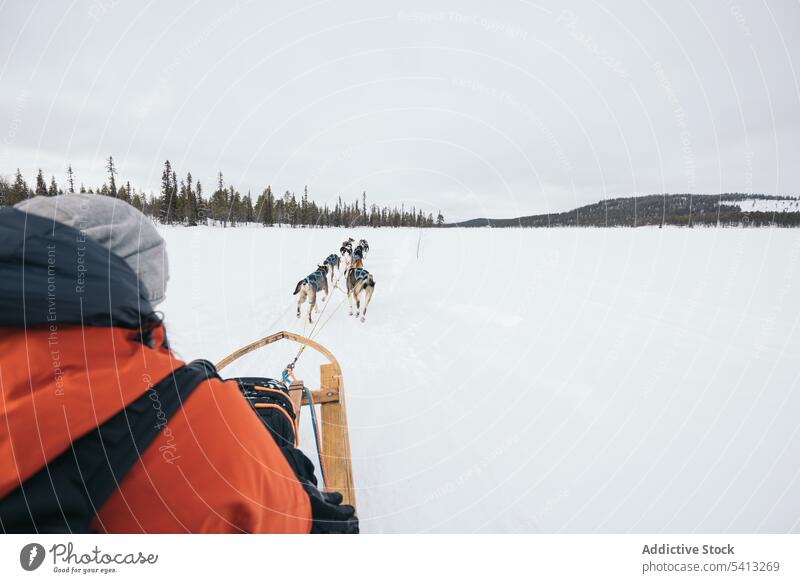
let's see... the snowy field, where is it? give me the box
[159,225,800,533]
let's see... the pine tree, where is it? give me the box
[0,176,9,206]
[209,172,229,227]
[121,180,132,203]
[196,180,205,224]
[48,176,58,196]
[66,164,76,193]
[263,186,274,225]
[228,186,240,226]
[436,210,444,226]
[131,187,144,211]
[301,185,309,225]
[6,169,29,205]
[172,170,178,215]
[274,195,284,225]
[159,160,176,224]
[186,172,198,226]
[244,191,254,223]
[35,169,47,196]
[169,170,179,221]
[106,156,118,197]
[177,179,187,223]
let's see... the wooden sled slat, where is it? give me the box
[215,331,357,512]
[319,363,356,508]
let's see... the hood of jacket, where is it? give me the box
[14,194,169,307]
[0,207,154,328]
[0,207,180,499]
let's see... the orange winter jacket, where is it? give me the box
[0,207,311,533]
[0,324,312,533]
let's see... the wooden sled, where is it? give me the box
[216,331,356,512]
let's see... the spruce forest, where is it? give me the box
[0,157,445,228]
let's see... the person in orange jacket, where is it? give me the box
[0,194,357,534]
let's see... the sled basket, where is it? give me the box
[216,331,356,511]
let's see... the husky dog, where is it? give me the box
[358,239,369,255]
[323,253,340,284]
[345,267,375,322]
[339,240,353,266]
[352,244,364,265]
[350,246,364,269]
[293,264,329,322]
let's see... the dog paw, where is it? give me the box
[360,316,365,323]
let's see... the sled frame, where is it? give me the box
[216,331,356,511]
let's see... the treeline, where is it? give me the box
[0,157,446,228]
[452,194,800,228]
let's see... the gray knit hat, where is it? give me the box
[15,193,169,306]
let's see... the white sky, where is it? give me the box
[1,0,799,220]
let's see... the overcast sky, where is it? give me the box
[1,0,798,220]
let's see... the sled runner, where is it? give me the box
[216,331,356,511]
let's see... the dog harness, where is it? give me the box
[305,270,325,291]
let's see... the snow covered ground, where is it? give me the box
[731,198,800,213]
[159,225,800,533]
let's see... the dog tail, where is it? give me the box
[293,280,303,295]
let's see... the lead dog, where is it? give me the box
[345,267,375,322]
[340,238,354,253]
[293,264,329,323]
[358,239,369,256]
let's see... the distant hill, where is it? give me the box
[449,193,800,228]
